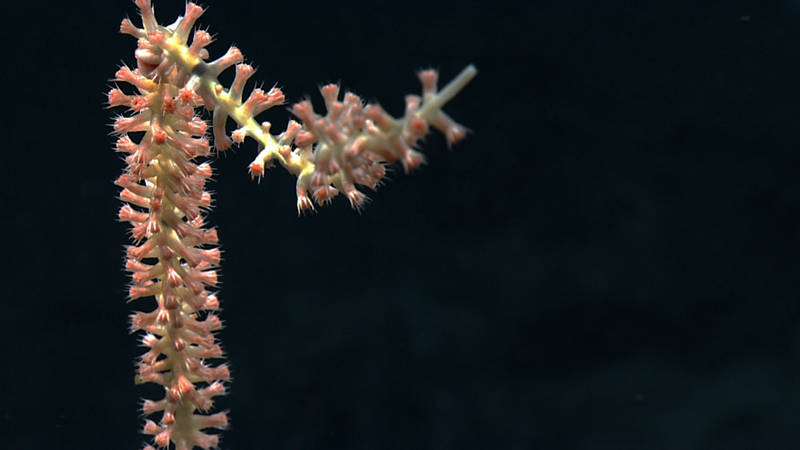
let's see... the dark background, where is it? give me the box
[3,0,800,448]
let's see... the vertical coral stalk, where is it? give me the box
[109,1,228,448]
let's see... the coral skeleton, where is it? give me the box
[108,0,475,448]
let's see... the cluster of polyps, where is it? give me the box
[110,0,474,447]
[249,68,474,213]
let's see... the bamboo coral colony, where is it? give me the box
[108,0,475,448]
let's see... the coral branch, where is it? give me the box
[112,2,229,449]
[111,1,474,448]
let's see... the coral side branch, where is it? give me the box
[120,0,476,215]
[276,65,478,213]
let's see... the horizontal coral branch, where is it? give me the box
[269,65,478,213]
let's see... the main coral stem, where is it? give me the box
[111,1,229,448]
